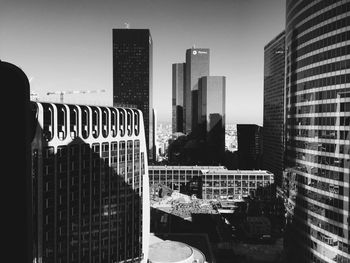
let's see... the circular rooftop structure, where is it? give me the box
[148,240,194,263]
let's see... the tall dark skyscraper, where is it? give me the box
[283,1,350,262]
[172,63,185,134]
[263,31,285,187]
[185,48,210,134]
[237,124,263,170]
[113,28,154,161]
[198,76,226,163]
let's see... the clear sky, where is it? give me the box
[1,0,285,125]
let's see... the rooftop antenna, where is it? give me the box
[192,44,196,49]
[124,22,130,29]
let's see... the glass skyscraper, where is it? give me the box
[284,1,350,262]
[113,28,154,161]
[263,31,286,188]
[31,102,150,263]
[185,48,210,134]
[198,76,226,164]
[172,63,185,134]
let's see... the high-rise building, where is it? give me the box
[237,124,263,169]
[283,1,350,262]
[31,102,150,263]
[113,28,154,161]
[172,63,185,134]
[263,31,285,187]
[185,48,210,134]
[198,76,226,163]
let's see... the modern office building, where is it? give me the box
[172,63,186,134]
[237,124,263,170]
[263,31,286,188]
[112,28,154,161]
[284,1,350,262]
[198,76,226,163]
[185,48,210,134]
[31,102,150,263]
[148,166,274,201]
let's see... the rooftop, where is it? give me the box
[149,240,194,263]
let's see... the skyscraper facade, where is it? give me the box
[284,1,350,262]
[31,102,150,263]
[198,76,226,163]
[172,63,185,134]
[263,31,286,187]
[113,28,154,161]
[185,48,210,134]
[237,124,263,170]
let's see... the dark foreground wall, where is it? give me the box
[1,60,33,263]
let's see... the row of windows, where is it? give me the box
[291,180,345,212]
[287,140,350,155]
[292,58,350,83]
[287,128,350,140]
[295,189,345,225]
[149,172,271,181]
[295,174,345,201]
[286,0,337,31]
[38,102,141,141]
[288,2,350,47]
[289,88,350,104]
[297,195,344,224]
[287,116,350,126]
[286,164,346,182]
[150,170,202,175]
[288,13,350,52]
[303,212,345,242]
[290,44,350,71]
[293,215,341,254]
[294,29,350,62]
[289,73,350,94]
[288,102,350,115]
[286,149,348,168]
[44,141,140,158]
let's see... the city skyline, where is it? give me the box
[0,0,285,125]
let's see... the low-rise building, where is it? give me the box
[149,166,274,200]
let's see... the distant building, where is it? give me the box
[263,31,285,188]
[198,76,226,163]
[237,124,263,169]
[31,102,150,263]
[149,166,274,200]
[172,63,186,134]
[152,108,157,163]
[112,28,154,161]
[185,48,210,133]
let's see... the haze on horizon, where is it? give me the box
[0,0,285,125]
